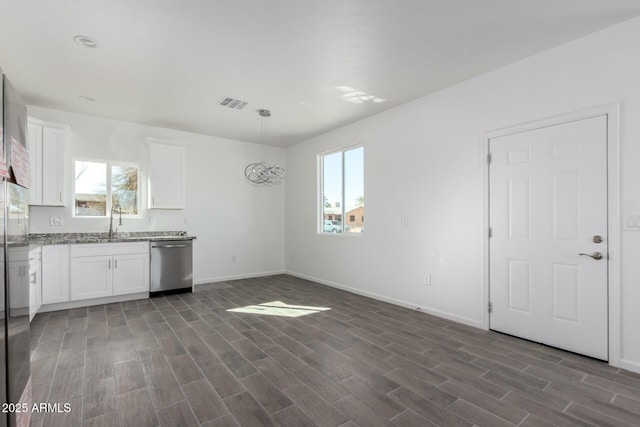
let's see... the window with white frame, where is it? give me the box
[320,146,364,234]
[74,160,140,217]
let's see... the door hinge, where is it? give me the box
[488,301,493,313]
[487,153,492,164]
[488,227,492,238]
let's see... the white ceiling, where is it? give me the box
[1,0,639,147]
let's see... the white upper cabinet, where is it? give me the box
[146,138,187,209]
[28,121,43,205]
[28,118,67,206]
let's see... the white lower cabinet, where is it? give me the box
[42,245,70,304]
[29,245,42,321]
[70,242,149,302]
[8,247,29,317]
[70,256,112,300]
[112,254,149,295]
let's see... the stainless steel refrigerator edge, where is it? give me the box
[2,71,30,427]
[0,65,6,427]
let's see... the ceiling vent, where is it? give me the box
[219,97,248,110]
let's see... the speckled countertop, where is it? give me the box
[29,231,196,245]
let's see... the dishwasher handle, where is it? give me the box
[151,243,191,249]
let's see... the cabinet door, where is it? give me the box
[29,262,41,321]
[41,126,65,206]
[112,254,149,295]
[29,246,42,321]
[42,245,70,304]
[8,263,28,316]
[148,141,186,209]
[28,122,43,205]
[70,256,112,301]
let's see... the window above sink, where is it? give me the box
[73,160,140,218]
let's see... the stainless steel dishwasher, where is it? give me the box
[150,240,193,296]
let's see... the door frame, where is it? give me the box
[480,104,621,367]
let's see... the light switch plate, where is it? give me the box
[624,214,640,231]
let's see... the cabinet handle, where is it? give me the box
[115,259,118,269]
[59,192,62,202]
[108,259,111,269]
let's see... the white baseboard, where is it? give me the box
[38,292,149,313]
[286,270,482,329]
[194,270,286,286]
[619,359,640,375]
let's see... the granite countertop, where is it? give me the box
[29,231,196,245]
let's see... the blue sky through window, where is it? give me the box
[323,146,364,213]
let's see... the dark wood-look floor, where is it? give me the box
[29,274,640,427]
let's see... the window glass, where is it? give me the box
[112,165,139,215]
[74,161,107,216]
[320,146,364,234]
[322,151,343,232]
[344,147,364,233]
[74,160,139,217]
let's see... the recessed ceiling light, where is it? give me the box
[73,35,97,48]
[78,95,96,102]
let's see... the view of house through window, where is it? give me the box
[74,160,139,217]
[321,146,364,233]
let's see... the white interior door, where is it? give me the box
[489,115,608,360]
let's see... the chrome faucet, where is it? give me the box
[109,202,122,238]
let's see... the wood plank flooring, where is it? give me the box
[29,274,640,426]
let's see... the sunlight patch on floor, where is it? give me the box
[227,300,331,317]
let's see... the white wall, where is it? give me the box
[285,17,640,372]
[28,106,285,284]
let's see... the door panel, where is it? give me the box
[489,115,608,360]
[113,254,149,295]
[508,259,532,313]
[507,178,531,240]
[70,256,112,301]
[552,172,580,241]
[551,263,581,323]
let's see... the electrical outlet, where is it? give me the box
[50,216,63,226]
[424,274,431,286]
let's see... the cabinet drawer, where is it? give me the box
[70,242,149,257]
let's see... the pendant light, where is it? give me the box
[244,109,286,184]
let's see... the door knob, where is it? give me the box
[592,235,603,243]
[579,252,604,260]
